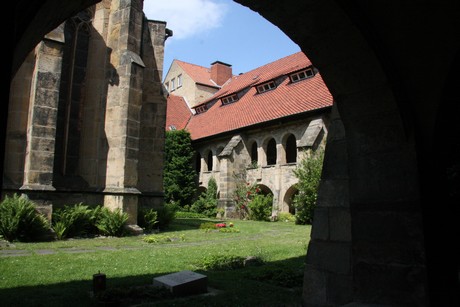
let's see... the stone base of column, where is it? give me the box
[218,198,237,218]
[103,189,142,233]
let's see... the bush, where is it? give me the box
[175,211,207,219]
[137,208,159,233]
[96,207,129,237]
[0,194,49,242]
[247,194,273,221]
[198,254,246,270]
[190,177,218,217]
[293,149,324,224]
[277,212,295,222]
[52,203,98,239]
[156,203,177,230]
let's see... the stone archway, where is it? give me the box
[283,185,298,214]
[4,0,460,305]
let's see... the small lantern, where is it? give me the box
[93,271,106,294]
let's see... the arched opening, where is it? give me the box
[5,1,458,306]
[283,185,299,214]
[216,147,224,171]
[250,141,258,165]
[256,184,273,197]
[195,152,202,173]
[266,138,276,166]
[206,150,213,171]
[285,134,297,164]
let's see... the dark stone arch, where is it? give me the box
[250,140,258,165]
[4,0,460,305]
[285,134,297,164]
[266,138,276,166]
[283,185,298,214]
[195,152,202,173]
[256,184,273,197]
[206,150,213,171]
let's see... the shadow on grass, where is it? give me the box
[0,256,305,307]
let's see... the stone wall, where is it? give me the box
[194,115,329,216]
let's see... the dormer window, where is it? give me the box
[195,105,207,114]
[221,94,239,105]
[289,68,314,83]
[256,81,276,94]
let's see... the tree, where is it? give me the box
[293,149,324,224]
[190,177,218,217]
[163,130,197,207]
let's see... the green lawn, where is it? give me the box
[0,218,310,306]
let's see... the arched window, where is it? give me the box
[195,153,201,172]
[267,138,277,165]
[286,134,297,163]
[207,151,213,171]
[251,142,258,165]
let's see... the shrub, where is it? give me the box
[137,208,159,233]
[247,194,273,221]
[96,208,129,237]
[190,177,218,217]
[199,222,217,230]
[293,149,324,224]
[198,254,246,270]
[0,194,49,242]
[175,211,207,219]
[156,203,177,230]
[143,234,185,243]
[277,212,295,222]
[52,203,98,239]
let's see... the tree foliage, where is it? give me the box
[293,149,324,224]
[163,130,197,207]
[190,177,218,217]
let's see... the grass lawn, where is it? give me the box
[0,218,310,306]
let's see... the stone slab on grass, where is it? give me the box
[153,270,207,297]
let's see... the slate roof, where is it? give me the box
[184,52,333,140]
[165,94,192,131]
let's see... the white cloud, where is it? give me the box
[143,0,228,40]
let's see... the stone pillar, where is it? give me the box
[4,51,35,189]
[103,0,144,228]
[258,146,266,166]
[137,19,168,208]
[276,142,285,165]
[21,27,65,192]
[79,2,111,188]
[303,103,353,305]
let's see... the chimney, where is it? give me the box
[210,61,232,86]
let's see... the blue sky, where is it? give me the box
[143,0,301,80]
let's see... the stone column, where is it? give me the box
[21,27,65,192]
[103,0,144,229]
[302,103,353,305]
[137,19,168,208]
[4,51,35,189]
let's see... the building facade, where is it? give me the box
[164,60,233,110]
[166,52,333,217]
[4,0,169,230]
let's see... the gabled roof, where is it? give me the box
[185,52,333,140]
[165,94,192,131]
[174,60,219,88]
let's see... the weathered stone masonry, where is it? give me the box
[4,0,169,229]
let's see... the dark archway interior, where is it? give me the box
[285,134,296,163]
[266,138,276,166]
[3,0,460,305]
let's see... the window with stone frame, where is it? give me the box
[266,138,277,165]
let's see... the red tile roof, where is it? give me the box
[185,52,333,140]
[175,60,220,88]
[165,94,192,131]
